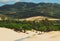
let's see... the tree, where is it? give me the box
[42,18,54,31]
[22,23,32,33]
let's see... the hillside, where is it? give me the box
[0,2,60,19]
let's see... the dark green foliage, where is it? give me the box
[0,18,60,32]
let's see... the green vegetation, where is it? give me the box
[0,18,60,33]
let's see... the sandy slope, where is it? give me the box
[0,28,36,41]
[22,31,60,41]
[0,28,28,41]
[0,28,60,41]
[23,16,60,21]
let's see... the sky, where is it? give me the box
[0,0,60,6]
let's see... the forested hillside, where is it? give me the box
[0,2,60,19]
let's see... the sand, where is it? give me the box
[0,28,28,41]
[22,31,60,41]
[0,28,36,41]
[0,28,60,41]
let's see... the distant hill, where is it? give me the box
[0,2,60,19]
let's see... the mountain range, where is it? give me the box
[0,2,60,19]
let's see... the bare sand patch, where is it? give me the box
[22,31,60,41]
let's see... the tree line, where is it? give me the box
[0,18,60,33]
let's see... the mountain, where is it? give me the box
[0,2,60,19]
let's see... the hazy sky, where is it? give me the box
[0,0,60,6]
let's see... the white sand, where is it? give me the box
[0,28,36,41]
[0,28,28,41]
[0,28,60,41]
[22,31,60,41]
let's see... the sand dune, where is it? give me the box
[0,28,60,41]
[0,28,28,41]
[0,28,36,41]
[22,31,60,41]
[23,16,60,21]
